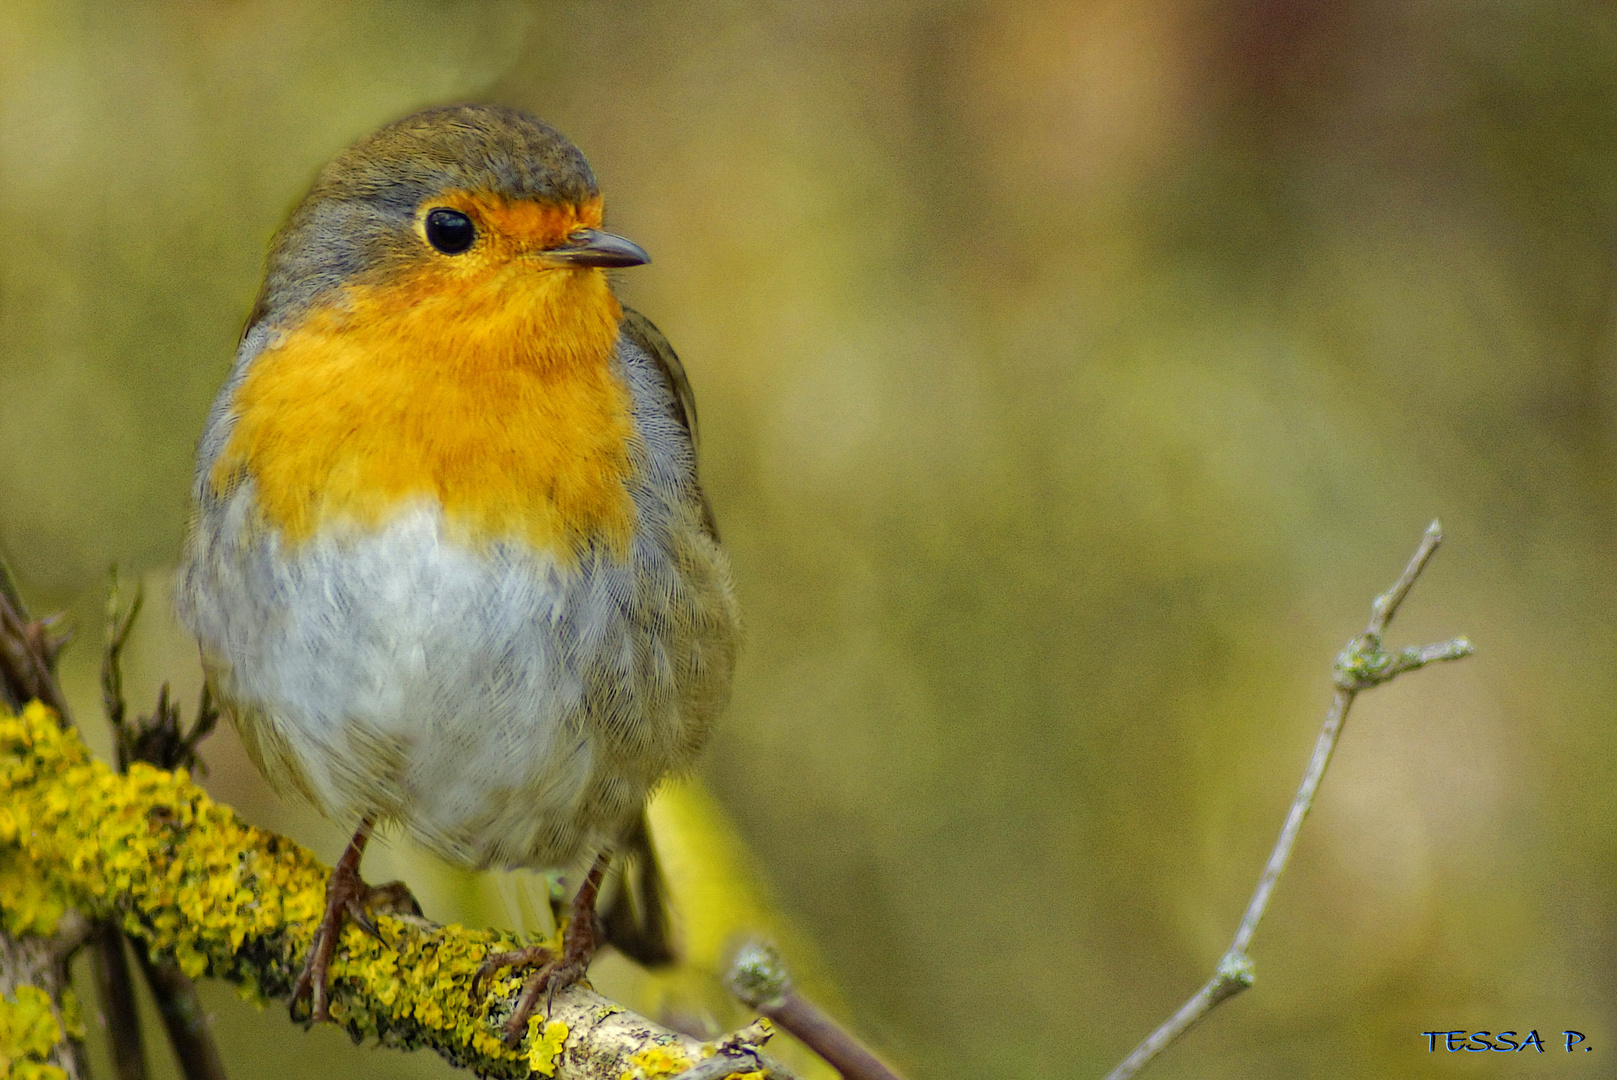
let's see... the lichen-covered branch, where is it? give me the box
[0,700,769,1080]
[0,912,87,1080]
[0,559,88,1080]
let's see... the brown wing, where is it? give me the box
[622,307,699,448]
[621,307,719,539]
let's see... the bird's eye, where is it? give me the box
[424,208,476,254]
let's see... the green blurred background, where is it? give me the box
[4,1,1617,1077]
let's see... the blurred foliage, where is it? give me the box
[5,1,1617,1077]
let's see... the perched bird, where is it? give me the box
[176,104,740,1043]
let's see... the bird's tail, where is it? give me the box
[600,809,678,967]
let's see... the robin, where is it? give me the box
[176,103,740,1045]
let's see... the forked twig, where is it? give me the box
[0,550,74,724]
[1103,521,1474,1080]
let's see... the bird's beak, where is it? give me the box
[539,228,650,268]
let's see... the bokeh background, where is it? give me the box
[3,1,1616,1077]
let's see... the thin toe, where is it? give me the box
[499,957,588,1047]
[289,822,385,1024]
[289,950,330,1025]
[345,898,380,940]
[472,944,553,1001]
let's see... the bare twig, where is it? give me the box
[0,556,73,725]
[89,920,149,1080]
[1103,520,1475,1080]
[727,941,905,1080]
[131,939,229,1080]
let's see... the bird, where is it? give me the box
[176,103,740,1045]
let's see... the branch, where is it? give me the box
[130,938,230,1080]
[724,942,904,1080]
[1103,520,1474,1080]
[0,555,88,1080]
[97,572,229,1080]
[0,700,777,1080]
[0,558,72,728]
[87,917,148,1080]
[0,909,89,1080]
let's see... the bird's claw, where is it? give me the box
[288,826,419,1025]
[471,943,554,1002]
[500,955,588,1048]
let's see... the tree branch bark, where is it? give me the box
[0,910,88,1080]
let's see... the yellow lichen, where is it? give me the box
[56,988,84,1043]
[526,1017,569,1075]
[0,700,695,1078]
[0,846,68,938]
[621,1043,695,1080]
[0,984,69,1079]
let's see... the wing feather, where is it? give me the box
[621,307,719,539]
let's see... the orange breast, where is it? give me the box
[211,255,636,560]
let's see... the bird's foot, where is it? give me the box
[478,926,592,1048]
[290,823,418,1024]
[470,942,555,1004]
[476,852,611,1048]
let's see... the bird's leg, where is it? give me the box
[475,850,612,1047]
[290,819,422,1024]
[536,851,609,1017]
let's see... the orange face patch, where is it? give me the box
[212,193,636,560]
[426,190,604,256]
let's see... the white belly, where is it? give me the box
[179,493,736,870]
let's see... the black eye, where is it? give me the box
[424,208,475,254]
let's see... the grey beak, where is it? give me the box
[541,228,651,268]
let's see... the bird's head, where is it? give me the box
[249,103,648,335]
